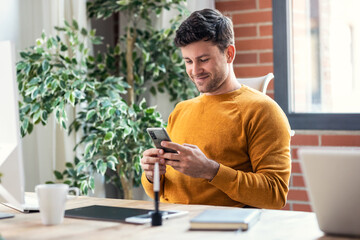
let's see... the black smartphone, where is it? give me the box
[146,128,177,153]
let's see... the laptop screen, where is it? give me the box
[299,147,360,237]
[0,41,27,211]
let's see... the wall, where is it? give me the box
[215,0,360,212]
[216,0,274,96]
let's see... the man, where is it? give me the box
[140,9,291,209]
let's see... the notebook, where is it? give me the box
[298,148,360,237]
[190,208,261,231]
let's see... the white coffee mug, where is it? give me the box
[35,184,79,225]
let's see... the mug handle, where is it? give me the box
[67,187,80,199]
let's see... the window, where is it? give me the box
[273,0,360,130]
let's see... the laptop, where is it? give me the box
[0,41,39,214]
[298,147,360,237]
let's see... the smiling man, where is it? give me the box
[140,9,291,209]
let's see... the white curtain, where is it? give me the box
[18,0,89,192]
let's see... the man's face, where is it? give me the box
[181,40,230,94]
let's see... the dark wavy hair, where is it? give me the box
[174,9,234,52]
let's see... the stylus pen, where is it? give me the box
[151,162,162,226]
[154,162,160,213]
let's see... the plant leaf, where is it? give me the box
[104,132,114,142]
[99,162,107,176]
[80,181,88,195]
[72,19,79,30]
[107,161,116,171]
[123,126,132,138]
[81,28,88,36]
[54,170,63,180]
[89,176,95,189]
[106,155,118,164]
[86,110,96,121]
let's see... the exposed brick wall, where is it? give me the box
[215,0,360,212]
[216,0,274,98]
[289,131,360,212]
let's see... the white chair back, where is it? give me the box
[237,73,274,94]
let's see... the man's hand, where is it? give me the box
[140,148,167,183]
[160,142,220,181]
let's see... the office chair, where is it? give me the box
[237,72,274,94]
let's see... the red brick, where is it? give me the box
[321,135,360,147]
[281,203,291,211]
[291,148,299,160]
[234,53,257,64]
[236,38,273,51]
[259,25,273,36]
[293,203,313,212]
[291,162,302,174]
[267,79,274,91]
[234,26,257,38]
[292,175,305,187]
[267,80,274,90]
[232,11,272,25]
[259,52,273,63]
[259,0,272,9]
[216,0,256,11]
[266,92,274,99]
[234,65,273,77]
[287,189,309,202]
[291,135,319,146]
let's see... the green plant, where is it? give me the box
[16,0,197,198]
[87,0,197,103]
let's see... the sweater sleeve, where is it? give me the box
[209,99,291,209]
[141,172,154,198]
[141,172,165,200]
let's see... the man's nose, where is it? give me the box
[192,62,203,76]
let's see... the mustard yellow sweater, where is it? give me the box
[142,86,291,209]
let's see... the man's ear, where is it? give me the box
[226,45,236,63]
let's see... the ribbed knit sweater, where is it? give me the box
[142,85,291,209]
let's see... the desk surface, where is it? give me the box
[0,194,355,240]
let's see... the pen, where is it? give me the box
[154,162,160,212]
[151,162,162,226]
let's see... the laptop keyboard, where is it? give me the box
[23,195,39,212]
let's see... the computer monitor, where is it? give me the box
[0,41,36,214]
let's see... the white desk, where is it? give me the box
[0,193,356,240]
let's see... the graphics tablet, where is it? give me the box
[65,205,188,224]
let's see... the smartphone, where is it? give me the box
[146,127,177,153]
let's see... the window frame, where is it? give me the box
[272,0,360,130]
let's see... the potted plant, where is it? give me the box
[16,0,198,199]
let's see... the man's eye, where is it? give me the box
[185,60,192,64]
[200,59,209,63]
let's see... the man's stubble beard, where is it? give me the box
[193,72,226,94]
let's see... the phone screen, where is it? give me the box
[146,128,177,153]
